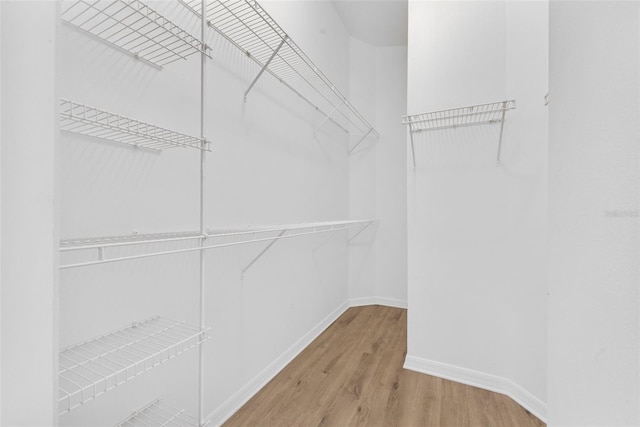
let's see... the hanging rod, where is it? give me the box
[403,100,516,167]
[61,0,208,69]
[59,220,377,269]
[180,0,378,140]
[59,316,210,415]
[60,99,211,151]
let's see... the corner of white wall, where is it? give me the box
[204,300,350,426]
[403,355,546,423]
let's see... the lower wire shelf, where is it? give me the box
[59,316,210,415]
[116,398,199,426]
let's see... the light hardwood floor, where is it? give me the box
[223,305,545,427]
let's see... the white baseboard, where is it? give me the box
[349,296,407,309]
[403,354,547,423]
[204,300,350,426]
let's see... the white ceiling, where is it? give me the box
[331,0,408,47]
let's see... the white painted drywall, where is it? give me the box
[349,37,378,302]
[548,1,640,425]
[406,0,547,418]
[374,46,408,306]
[0,1,3,422]
[1,1,58,425]
[349,40,408,307]
[57,1,394,425]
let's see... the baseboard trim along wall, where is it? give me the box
[204,300,350,426]
[403,354,547,423]
[207,300,545,426]
[348,296,408,309]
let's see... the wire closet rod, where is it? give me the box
[59,220,377,269]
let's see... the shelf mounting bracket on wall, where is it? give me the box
[495,101,508,165]
[241,229,287,276]
[407,123,416,168]
[313,99,345,135]
[403,99,516,167]
[244,37,288,102]
[348,128,374,155]
[347,220,374,243]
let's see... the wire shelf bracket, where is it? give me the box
[116,398,202,426]
[59,220,377,269]
[182,0,378,140]
[59,316,210,415]
[60,99,211,152]
[244,36,288,102]
[241,229,287,277]
[403,100,516,167]
[61,0,209,69]
[348,128,374,155]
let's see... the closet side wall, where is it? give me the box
[406,0,547,419]
[348,40,408,308]
[548,1,640,424]
[59,0,365,425]
[1,1,58,425]
[374,46,408,306]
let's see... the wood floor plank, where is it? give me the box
[223,305,546,427]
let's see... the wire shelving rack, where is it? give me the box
[116,399,200,426]
[180,0,378,143]
[403,100,516,167]
[59,316,210,415]
[60,99,210,151]
[61,0,207,69]
[59,220,377,269]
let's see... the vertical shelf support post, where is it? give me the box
[198,1,207,425]
[244,36,288,102]
[496,100,507,166]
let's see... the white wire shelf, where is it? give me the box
[116,399,200,426]
[60,231,203,249]
[59,316,210,415]
[59,220,377,269]
[181,0,378,141]
[61,0,207,69]
[402,100,516,167]
[60,99,210,151]
[402,100,516,132]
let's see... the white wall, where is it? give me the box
[405,0,547,419]
[348,38,407,309]
[57,1,385,426]
[1,1,58,425]
[548,1,640,425]
[373,45,407,306]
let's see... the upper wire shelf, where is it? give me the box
[59,316,209,415]
[402,100,516,132]
[116,399,200,426]
[181,0,378,141]
[60,99,210,151]
[61,0,207,69]
[403,100,516,167]
[59,220,377,269]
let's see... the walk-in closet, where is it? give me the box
[1,0,638,426]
